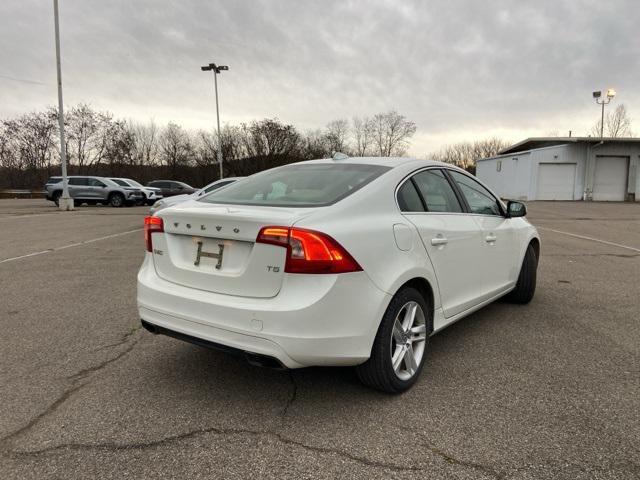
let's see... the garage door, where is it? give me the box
[536,163,576,200]
[593,156,628,201]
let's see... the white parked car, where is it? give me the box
[149,177,244,215]
[110,178,163,206]
[137,157,539,393]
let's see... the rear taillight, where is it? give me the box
[256,226,362,274]
[144,216,163,252]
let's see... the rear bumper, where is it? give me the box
[137,254,391,368]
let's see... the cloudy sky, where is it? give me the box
[1,0,639,154]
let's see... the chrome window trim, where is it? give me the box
[394,166,506,217]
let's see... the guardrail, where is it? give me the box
[0,190,47,199]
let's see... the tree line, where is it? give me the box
[0,105,417,189]
[3,102,631,189]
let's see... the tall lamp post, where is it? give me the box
[201,63,229,180]
[592,89,616,140]
[53,0,73,210]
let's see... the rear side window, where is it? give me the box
[448,171,502,216]
[397,181,424,212]
[203,180,234,194]
[412,170,462,213]
[200,163,390,207]
[68,177,88,186]
[89,178,106,187]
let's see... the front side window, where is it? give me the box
[412,170,462,213]
[200,163,390,207]
[448,171,502,216]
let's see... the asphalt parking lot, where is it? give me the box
[0,199,638,479]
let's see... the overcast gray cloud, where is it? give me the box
[1,0,639,154]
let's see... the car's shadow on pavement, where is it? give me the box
[140,299,532,404]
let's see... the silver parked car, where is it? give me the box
[149,177,244,214]
[109,178,163,206]
[44,176,144,207]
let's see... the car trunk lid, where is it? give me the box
[152,202,313,298]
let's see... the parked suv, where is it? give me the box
[44,176,144,207]
[146,180,196,197]
[109,178,163,206]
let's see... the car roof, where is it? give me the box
[296,156,449,169]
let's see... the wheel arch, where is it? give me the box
[529,236,541,263]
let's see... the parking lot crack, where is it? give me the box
[0,382,87,448]
[412,430,505,480]
[280,371,298,422]
[0,333,143,451]
[10,426,431,473]
[67,336,141,382]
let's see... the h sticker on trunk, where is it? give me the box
[194,241,224,269]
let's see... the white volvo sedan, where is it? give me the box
[138,157,539,393]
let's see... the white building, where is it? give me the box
[476,137,640,201]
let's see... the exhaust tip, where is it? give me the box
[244,352,286,370]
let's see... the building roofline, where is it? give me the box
[498,136,640,155]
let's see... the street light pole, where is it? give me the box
[53,0,73,210]
[201,63,229,180]
[592,89,616,141]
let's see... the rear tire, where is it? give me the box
[356,287,432,394]
[504,244,537,304]
[109,193,125,208]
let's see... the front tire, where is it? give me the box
[52,191,61,207]
[109,193,125,208]
[356,287,432,393]
[504,244,537,304]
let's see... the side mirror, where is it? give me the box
[506,200,527,218]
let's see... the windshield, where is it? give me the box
[125,179,143,188]
[198,163,390,207]
[111,179,130,187]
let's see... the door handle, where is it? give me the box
[485,234,497,243]
[431,236,448,246]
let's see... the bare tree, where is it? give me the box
[606,104,632,137]
[64,104,114,172]
[131,120,159,166]
[371,111,417,157]
[1,110,58,185]
[324,119,350,154]
[352,116,374,156]
[159,122,194,176]
[590,103,633,138]
[431,137,509,172]
[103,119,136,169]
[300,129,330,159]
[240,118,301,157]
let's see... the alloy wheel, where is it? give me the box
[389,301,427,381]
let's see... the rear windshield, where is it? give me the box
[199,163,390,207]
